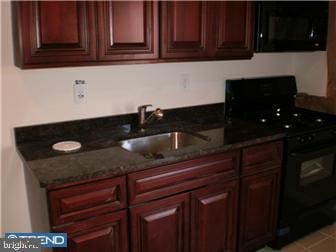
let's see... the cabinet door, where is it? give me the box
[239,169,281,252]
[13,1,97,68]
[130,193,189,252]
[97,1,158,61]
[54,211,128,252]
[209,1,254,59]
[160,1,209,59]
[191,180,239,252]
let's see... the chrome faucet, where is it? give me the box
[138,104,164,130]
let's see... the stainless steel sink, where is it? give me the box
[118,131,209,157]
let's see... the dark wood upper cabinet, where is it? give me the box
[160,1,253,60]
[97,1,159,61]
[191,181,239,252]
[160,1,209,59]
[208,1,254,59]
[130,193,190,252]
[12,1,97,68]
[12,1,254,68]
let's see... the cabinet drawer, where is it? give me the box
[49,176,127,226]
[242,141,283,175]
[128,151,239,204]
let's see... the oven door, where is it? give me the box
[285,143,336,210]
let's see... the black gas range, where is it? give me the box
[225,76,336,249]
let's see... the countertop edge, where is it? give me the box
[23,132,285,189]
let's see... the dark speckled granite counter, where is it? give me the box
[15,103,285,188]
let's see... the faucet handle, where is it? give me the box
[153,108,164,119]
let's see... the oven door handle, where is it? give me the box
[290,142,336,158]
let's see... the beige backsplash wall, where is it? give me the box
[1,1,328,232]
[292,52,328,96]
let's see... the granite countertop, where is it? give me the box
[15,103,285,188]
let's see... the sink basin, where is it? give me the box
[118,131,209,157]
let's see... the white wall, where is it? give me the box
[293,51,328,96]
[1,1,328,232]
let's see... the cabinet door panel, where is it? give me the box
[97,1,158,60]
[191,180,239,252]
[130,193,189,252]
[14,1,97,67]
[239,169,281,252]
[210,1,253,58]
[39,2,79,44]
[161,1,208,58]
[54,210,128,252]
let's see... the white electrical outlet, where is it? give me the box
[180,73,190,89]
[74,80,87,104]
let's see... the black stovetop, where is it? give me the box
[225,75,336,138]
[254,107,336,135]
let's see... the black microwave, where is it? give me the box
[255,1,329,52]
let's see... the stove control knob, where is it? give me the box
[297,137,306,143]
[307,135,314,141]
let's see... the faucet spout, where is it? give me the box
[143,108,164,124]
[138,105,164,130]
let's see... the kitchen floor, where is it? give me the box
[257,223,336,252]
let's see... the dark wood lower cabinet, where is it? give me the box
[130,180,240,252]
[239,169,281,252]
[130,193,190,252]
[47,142,282,252]
[191,180,239,252]
[54,210,128,252]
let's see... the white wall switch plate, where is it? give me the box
[74,80,87,104]
[180,73,190,90]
